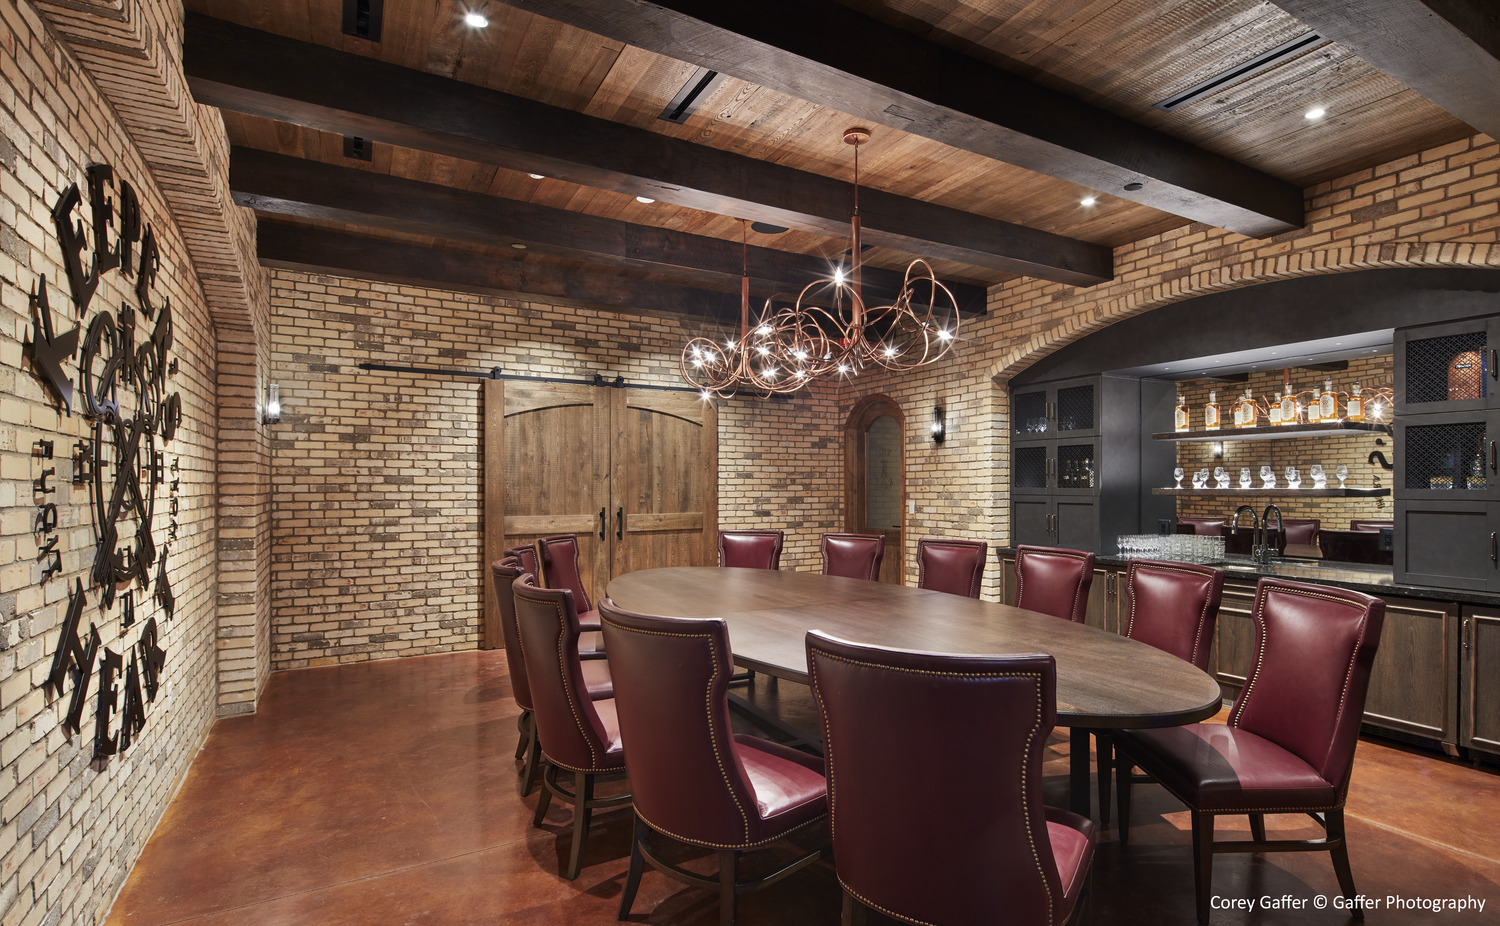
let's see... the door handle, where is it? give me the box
[1491,439,1497,474]
[616,506,624,540]
[598,507,607,540]
[1492,531,1497,564]
[1491,348,1497,381]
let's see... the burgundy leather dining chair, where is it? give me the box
[808,632,1094,926]
[532,534,605,657]
[916,538,987,598]
[492,557,613,797]
[1114,578,1385,925]
[1282,518,1320,546]
[1349,519,1394,532]
[1098,559,1224,823]
[820,532,885,581]
[599,600,828,926]
[510,573,631,881]
[1014,545,1095,623]
[717,529,784,569]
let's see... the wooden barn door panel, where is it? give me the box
[610,389,717,578]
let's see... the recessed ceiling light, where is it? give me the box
[528,173,544,180]
[1305,106,1326,120]
[464,11,489,28]
[510,243,527,249]
[636,195,656,204]
[1080,195,1098,207]
[1123,181,1144,192]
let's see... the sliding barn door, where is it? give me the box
[610,389,718,576]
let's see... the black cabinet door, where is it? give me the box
[1055,497,1100,551]
[1013,497,1053,547]
[1396,498,1500,591]
[1395,316,1499,416]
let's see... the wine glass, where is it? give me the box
[1174,467,1184,489]
[1336,464,1349,488]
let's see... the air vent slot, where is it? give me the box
[658,67,724,125]
[1154,31,1325,112]
[343,136,374,161]
[342,0,385,41]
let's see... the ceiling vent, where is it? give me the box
[343,136,374,161]
[342,0,385,42]
[658,67,724,125]
[1154,31,1325,112]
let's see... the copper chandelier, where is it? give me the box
[680,127,961,398]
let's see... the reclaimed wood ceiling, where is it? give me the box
[184,0,1483,318]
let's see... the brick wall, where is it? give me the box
[267,271,844,669]
[0,1,223,922]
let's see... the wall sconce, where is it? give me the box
[264,384,281,425]
[931,405,946,443]
[1212,440,1224,460]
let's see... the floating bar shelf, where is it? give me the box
[1152,421,1390,442]
[1151,487,1391,497]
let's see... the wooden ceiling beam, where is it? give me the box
[184,13,1111,286]
[1270,0,1500,142]
[490,0,1306,237]
[256,221,743,320]
[231,148,989,315]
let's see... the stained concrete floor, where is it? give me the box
[106,651,1500,925]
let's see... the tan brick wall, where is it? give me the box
[0,2,224,922]
[267,271,846,668]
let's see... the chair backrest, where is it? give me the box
[1176,517,1227,536]
[1317,529,1392,565]
[510,573,613,772]
[1014,545,1095,623]
[717,529,784,570]
[820,532,885,581]
[490,556,532,711]
[505,543,538,577]
[598,601,772,845]
[807,631,1064,925]
[1231,578,1384,789]
[1224,526,1286,556]
[1120,560,1224,671]
[916,538,987,598]
[535,534,593,613]
[1349,519,1394,532]
[1282,518,1320,545]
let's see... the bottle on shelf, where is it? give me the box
[1204,390,1220,430]
[1347,382,1364,421]
[1320,378,1337,421]
[1084,456,1095,488]
[1174,393,1189,432]
[1279,386,1296,425]
[1236,389,1256,428]
[1308,385,1324,423]
[1269,391,1283,425]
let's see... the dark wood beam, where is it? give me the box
[231,148,989,315]
[1270,0,1500,142]
[256,221,743,321]
[490,0,1305,237]
[184,13,1111,286]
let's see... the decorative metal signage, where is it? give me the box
[24,162,180,763]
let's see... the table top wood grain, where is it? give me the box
[606,566,1223,729]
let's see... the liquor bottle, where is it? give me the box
[1269,391,1283,425]
[1320,378,1337,421]
[1236,390,1256,428]
[1279,386,1296,425]
[1174,394,1189,432]
[1308,386,1323,423]
[1204,391,1220,430]
[1347,382,1364,421]
[1084,455,1095,488]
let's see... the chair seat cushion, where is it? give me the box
[1116,723,1338,813]
[578,629,606,659]
[1045,806,1096,924]
[577,608,602,633]
[589,697,626,768]
[732,734,828,842]
[580,659,613,700]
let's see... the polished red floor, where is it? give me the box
[107,651,1500,924]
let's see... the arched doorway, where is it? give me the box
[844,395,905,584]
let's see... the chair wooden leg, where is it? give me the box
[1249,812,1266,843]
[1115,751,1132,845]
[532,763,554,827]
[1096,732,1112,826]
[518,716,542,798]
[515,711,530,760]
[566,771,594,881]
[1192,813,1215,926]
[718,849,738,926]
[1325,808,1363,920]
[618,814,648,920]
[841,890,867,926]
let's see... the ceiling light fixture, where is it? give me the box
[528,173,545,180]
[635,195,656,204]
[463,11,489,28]
[679,127,960,397]
[1305,106,1326,120]
[1080,195,1098,207]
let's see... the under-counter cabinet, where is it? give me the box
[1463,606,1500,763]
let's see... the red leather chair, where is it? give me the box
[511,573,630,880]
[916,538,987,598]
[1098,560,1224,823]
[1350,519,1394,532]
[600,600,828,926]
[492,558,613,797]
[717,529,784,569]
[1283,518,1320,546]
[1115,578,1385,925]
[532,535,605,657]
[1176,517,1227,536]
[807,632,1094,926]
[1014,545,1095,623]
[505,542,538,576]
[820,532,885,581]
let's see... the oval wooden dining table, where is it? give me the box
[606,566,1225,817]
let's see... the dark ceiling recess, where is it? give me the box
[658,67,724,124]
[342,0,384,41]
[1154,31,1326,112]
[343,136,373,161]
[750,222,789,234]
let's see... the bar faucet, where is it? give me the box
[1261,504,1284,564]
[1231,505,1264,564]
